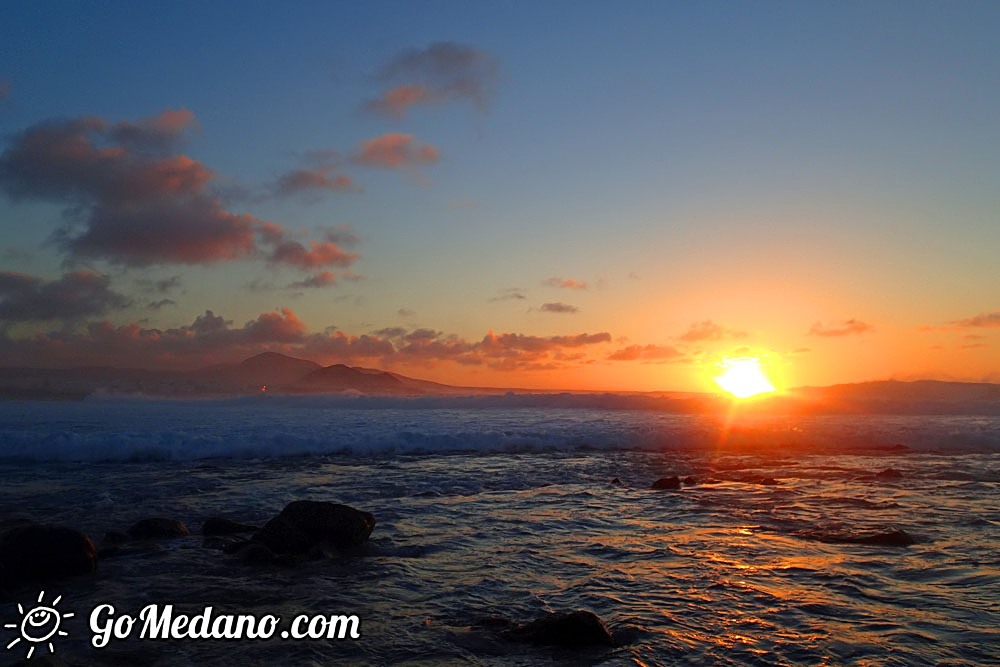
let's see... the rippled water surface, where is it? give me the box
[1,401,999,665]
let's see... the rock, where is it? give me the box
[253,500,376,555]
[651,476,681,490]
[103,531,130,545]
[610,477,623,485]
[508,610,614,648]
[803,528,916,547]
[875,468,903,480]
[126,518,189,540]
[0,524,97,584]
[758,477,779,486]
[236,542,278,565]
[201,517,258,536]
[682,476,698,486]
[847,529,915,547]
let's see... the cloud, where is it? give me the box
[489,288,526,302]
[679,320,748,342]
[953,310,1000,328]
[607,344,685,362]
[0,270,131,323]
[147,298,176,310]
[287,271,339,289]
[353,133,439,169]
[274,167,357,196]
[267,239,357,270]
[364,42,500,118]
[544,277,587,290]
[808,319,874,337]
[364,84,434,118]
[135,275,182,294]
[0,111,354,271]
[398,308,415,317]
[540,302,578,314]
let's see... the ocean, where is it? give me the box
[1,395,999,665]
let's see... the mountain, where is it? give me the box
[220,351,322,388]
[294,364,416,395]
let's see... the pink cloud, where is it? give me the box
[267,239,358,270]
[607,344,684,362]
[544,277,587,290]
[364,84,434,118]
[353,133,439,169]
[808,319,874,337]
[953,310,1000,328]
[679,320,748,342]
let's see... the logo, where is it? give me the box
[4,591,74,660]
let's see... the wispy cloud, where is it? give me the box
[953,310,1000,328]
[544,277,587,290]
[607,344,685,362]
[540,302,578,314]
[679,320,747,342]
[808,319,874,337]
[363,42,499,118]
[353,133,439,169]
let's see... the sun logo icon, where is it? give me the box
[4,591,73,660]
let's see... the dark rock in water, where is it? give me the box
[651,476,681,490]
[508,610,615,648]
[127,518,189,540]
[235,542,277,565]
[682,476,698,486]
[202,517,258,536]
[758,477,779,486]
[0,524,97,583]
[875,468,903,480]
[610,477,623,486]
[253,500,376,555]
[103,531,130,545]
[847,529,915,547]
[803,528,915,547]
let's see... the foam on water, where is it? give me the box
[1,395,999,461]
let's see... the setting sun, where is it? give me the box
[714,356,777,399]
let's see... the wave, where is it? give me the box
[1,395,999,462]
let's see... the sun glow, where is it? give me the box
[714,356,776,399]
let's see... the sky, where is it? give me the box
[0,1,998,392]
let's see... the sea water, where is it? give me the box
[1,396,998,665]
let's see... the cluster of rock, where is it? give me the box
[0,500,375,591]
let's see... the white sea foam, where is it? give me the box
[1,395,999,462]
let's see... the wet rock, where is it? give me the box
[0,524,97,584]
[236,542,278,565]
[610,477,623,486]
[221,538,252,554]
[682,476,698,486]
[651,476,681,490]
[508,610,615,648]
[758,477,779,486]
[875,468,903,480]
[201,517,258,536]
[253,500,376,555]
[127,518,189,540]
[103,531,130,545]
[847,529,915,547]
[804,528,916,547]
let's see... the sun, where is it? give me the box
[714,356,776,399]
[4,591,73,661]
